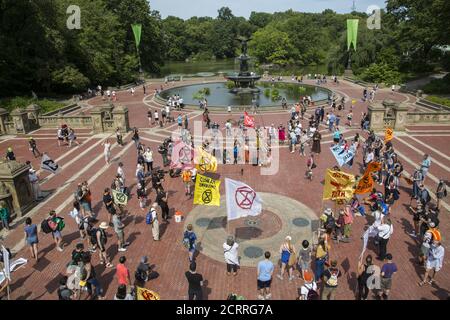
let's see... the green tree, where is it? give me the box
[249,26,295,65]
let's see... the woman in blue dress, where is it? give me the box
[24,217,39,262]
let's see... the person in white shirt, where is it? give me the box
[28,166,43,201]
[225,121,232,137]
[377,219,393,260]
[419,241,445,286]
[143,147,153,173]
[117,162,125,186]
[227,105,232,114]
[365,149,374,167]
[223,236,239,276]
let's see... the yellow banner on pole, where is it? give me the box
[323,169,356,201]
[195,147,217,172]
[385,128,394,143]
[193,173,221,206]
[136,286,160,300]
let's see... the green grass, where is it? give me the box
[0,97,65,114]
[425,95,450,108]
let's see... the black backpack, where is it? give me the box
[325,215,336,230]
[57,287,73,300]
[135,269,148,282]
[41,219,53,234]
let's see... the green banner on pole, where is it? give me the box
[347,19,359,51]
[131,24,142,48]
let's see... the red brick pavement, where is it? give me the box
[1,79,449,300]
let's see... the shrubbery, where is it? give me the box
[423,74,450,94]
[0,97,64,113]
[359,63,403,86]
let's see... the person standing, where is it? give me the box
[116,256,131,287]
[132,128,140,148]
[183,224,197,262]
[311,130,321,155]
[28,137,41,157]
[156,187,169,222]
[0,201,10,231]
[24,217,39,262]
[147,108,153,126]
[143,147,154,173]
[148,203,159,241]
[181,169,192,197]
[419,240,445,287]
[377,218,393,261]
[143,84,146,95]
[185,262,204,300]
[298,240,312,279]
[321,260,341,300]
[277,236,296,281]
[184,115,189,130]
[223,236,239,276]
[5,147,15,161]
[154,110,159,125]
[115,128,124,146]
[257,251,274,300]
[298,271,319,300]
[314,239,328,282]
[68,128,80,147]
[47,210,64,252]
[102,139,111,165]
[420,154,431,183]
[357,255,377,300]
[378,254,397,299]
[112,213,128,252]
[436,180,447,210]
[96,222,113,268]
[80,252,104,300]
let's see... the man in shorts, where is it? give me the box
[378,253,397,300]
[257,251,274,300]
[419,240,445,287]
[103,188,116,226]
[112,212,128,252]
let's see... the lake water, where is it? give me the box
[158,59,331,77]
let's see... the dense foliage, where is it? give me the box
[423,74,450,94]
[0,0,448,97]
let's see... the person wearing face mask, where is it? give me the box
[418,241,445,287]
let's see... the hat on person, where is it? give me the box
[7,147,12,152]
[99,222,109,229]
[285,236,292,241]
[141,256,148,263]
[324,208,332,215]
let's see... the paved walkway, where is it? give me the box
[0,79,449,300]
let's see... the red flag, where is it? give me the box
[244,112,255,128]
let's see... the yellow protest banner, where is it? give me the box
[355,172,374,194]
[193,173,221,206]
[112,189,128,206]
[323,169,356,201]
[195,147,217,172]
[385,128,394,143]
[136,286,160,300]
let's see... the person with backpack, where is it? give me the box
[156,187,170,222]
[183,224,197,262]
[146,203,160,241]
[70,202,88,242]
[114,284,135,300]
[57,276,74,300]
[24,217,39,262]
[80,252,104,300]
[223,236,239,276]
[298,240,312,280]
[112,212,128,252]
[96,222,113,268]
[377,218,393,261]
[417,184,431,207]
[357,255,378,300]
[43,210,64,252]
[321,260,342,300]
[298,271,319,300]
[135,256,152,284]
[314,239,328,282]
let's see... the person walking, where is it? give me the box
[321,260,341,300]
[377,218,393,261]
[277,236,296,281]
[96,222,113,268]
[223,236,239,276]
[0,201,10,231]
[132,127,140,148]
[28,137,41,157]
[147,203,160,241]
[181,169,192,197]
[115,128,124,146]
[24,217,39,262]
[420,154,431,183]
[147,108,153,126]
[116,256,131,288]
[183,224,197,262]
[305,153,315,181]
[185,262,204,300]
[80,252,104,300]
[47,210,64,252]
[257,251,274,300]
[102,139,111,165]
[378,254,397,299]
[311,130,321,154]
[314,239,328,282]
[357,255,377,300]
[298,271,319,300]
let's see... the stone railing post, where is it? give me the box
[392,102,409,131]
[10,108,31,134]
[367,102,385,131]
[112,105,130,133]
[0,108,8,135]
[90,106,104,133]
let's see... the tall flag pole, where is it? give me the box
[131,24,143,74]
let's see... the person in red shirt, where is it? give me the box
[116,256,130,287]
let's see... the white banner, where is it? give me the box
[330,144,356,167]
[225,178,262,221]
[41,153,60,174]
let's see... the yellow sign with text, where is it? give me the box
[323,169,356,201]
[193,173,221,206]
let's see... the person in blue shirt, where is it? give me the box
[233,143,239,164]
[177,114,183,127]
[184,224,197,262]
[328,113,336,131]
[257,251,274,300]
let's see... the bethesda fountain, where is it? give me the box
[226,37,261,94]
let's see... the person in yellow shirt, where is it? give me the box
[181,169,192,197]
